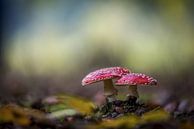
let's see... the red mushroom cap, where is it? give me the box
[82,67,130,86]
[115,73,157,86]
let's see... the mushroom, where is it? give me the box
[115,73,157,99]
[82,67,130,102]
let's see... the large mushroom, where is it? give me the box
[115,73,157,99]
[82,67,130,102]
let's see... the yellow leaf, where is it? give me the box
[59,95,96,115]
[47,94,96,115]
[88,108,170,129]
[141,109,170,122]
[0,104,30,126]
[88,115,140,129]
[0,104,46,126]
[0,108,14,122]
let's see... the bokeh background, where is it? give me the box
[1,0,194,103]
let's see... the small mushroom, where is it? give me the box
[82,67,130,102]
[115,73,157,98]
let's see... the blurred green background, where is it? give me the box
[1,0,194,102]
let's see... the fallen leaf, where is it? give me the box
[44,94,96,116]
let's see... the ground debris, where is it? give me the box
[0,95,194,129]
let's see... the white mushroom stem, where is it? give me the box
[127,85,139,98]
[103,79,118,102]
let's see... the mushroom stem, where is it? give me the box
[103,79,117,102]
[127,85,139,98]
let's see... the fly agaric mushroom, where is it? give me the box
[82,67,130,102]
[115,73,157,98]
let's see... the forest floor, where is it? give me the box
[0,94,194,129]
